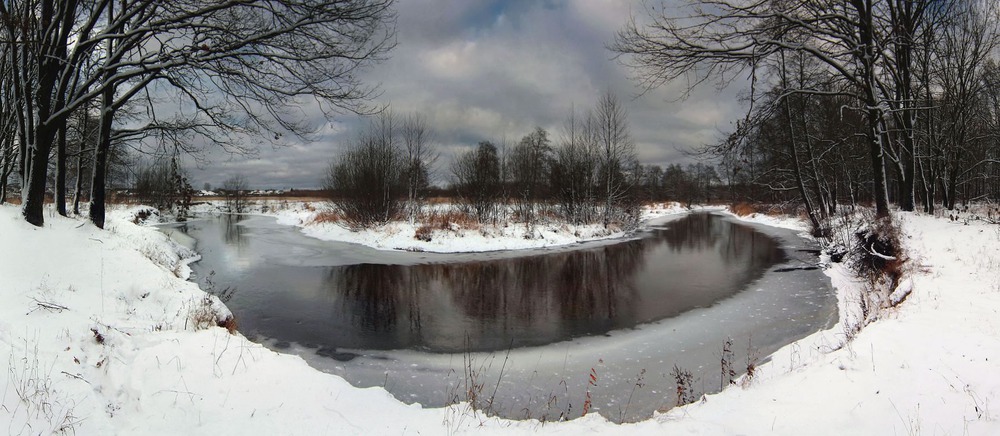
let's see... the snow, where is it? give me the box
[3,203,999,435]
[263,201,691,253]
[648,212,1000,434]
[188,200,693,253]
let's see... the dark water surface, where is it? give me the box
[168,213,782,352]
[161,213,835,422]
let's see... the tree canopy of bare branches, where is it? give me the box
[222,174,249,215]
[0,0,396,227]
[611,0,983,219]
[325,112,404,228]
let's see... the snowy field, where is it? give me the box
[2,202,999,435]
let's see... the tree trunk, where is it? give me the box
[898,118,916,211]
[869,126,892,218]
[73,151,84,215]
[854,0,892,219]
[785,102,822,233]
[56,120,67,216]
[89,86,116,229]
[946,166,959,210]
[0,154,11,204]
[20,125,55,226]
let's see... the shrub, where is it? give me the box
[852,214,906,290]
[324,113,405,229]
[222,175,249,214]
[843,211,910,327]
[414,224,433,241]
[218,315,238,334]
[671,364,697,406]
[132,207,156,224]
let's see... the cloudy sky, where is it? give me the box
[187,0,746,189]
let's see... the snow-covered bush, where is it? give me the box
[832,209,910,328]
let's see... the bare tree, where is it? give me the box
[508,127,552,230]
[453,141,503,224]
[401,113,437,223]
[0,43,14,204]
[925,1,1000,210]
[552,108,599,224]
[325,112,404,228]
[134,162,175,212]
[594,91,637,228]
[222,175,250,214]
[133,155,193,219]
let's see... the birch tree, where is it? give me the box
[594,91,636,227]
[401,113,436,223]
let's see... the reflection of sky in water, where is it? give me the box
[162,214,835,423]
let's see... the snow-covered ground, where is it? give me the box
[2,202,999,435]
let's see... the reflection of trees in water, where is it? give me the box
[222,215,247,247]
[329,264,409,333]
[321,214,782,352]
[653,214,781,268]
[424,247,646,349]
[721,223,784,270]
[325,241,649,351]
[652,213,723,252]
[552,243,645,326]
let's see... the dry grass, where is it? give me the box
[414,224,433,241]
[218,315,238,334]
[727,202,807,218]
[410,209,485,241]
[420,209,479,230]
[730,202,759,216]
[309,210,344,224]
[671,364,697,407]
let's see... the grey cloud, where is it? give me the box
[184,0,746,189]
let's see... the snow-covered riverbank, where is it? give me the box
[2,203,998,434]
[189,200,697,253]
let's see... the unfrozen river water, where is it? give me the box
[160,213,836,422]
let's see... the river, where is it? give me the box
[159,212,836,422]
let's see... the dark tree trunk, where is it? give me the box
[0,154,11,204]
[56,120,67,216]
[946,167,959,210]
[868,122,892,219]
[20,125,55,226]
[854,0,893,219]
[89,87,115,229]
[73,152,84,215]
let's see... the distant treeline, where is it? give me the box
[324,92,729,229]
